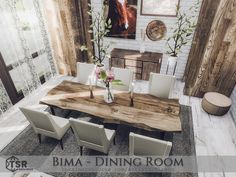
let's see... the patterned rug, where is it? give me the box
[0,106,197,177]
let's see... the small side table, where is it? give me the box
[202,92,232,116]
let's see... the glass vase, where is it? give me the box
[104,87,114,103]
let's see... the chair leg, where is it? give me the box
[80,146,83,156]
[70,127,74,134]
[50,106,55,115]
[113,137,116,145]
[160,132,165,140]
[59,139,64,150]
[65,110,72,118]
[37,134,41,144]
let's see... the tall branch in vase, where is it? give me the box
[80,4,112,67]
[166,0,200,57]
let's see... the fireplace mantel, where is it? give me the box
[110,48,163,80]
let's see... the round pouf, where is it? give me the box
[202,92,232,116]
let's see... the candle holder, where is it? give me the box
[90,88,94,99]
[130,96,134,107]
[130,82,135,107]
[89,76,94,99]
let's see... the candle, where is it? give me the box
[130,82,135,107]
[89,76,92,90]
[131,82,134,98]
[89,76,94,99]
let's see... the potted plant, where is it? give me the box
[166,1,200,74]
[80,4,112,67]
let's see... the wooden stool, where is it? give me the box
[202,92,232,116]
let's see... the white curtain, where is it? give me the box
[0,80,12,117]
[0,0,56,115]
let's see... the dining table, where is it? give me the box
[40,80,182,132]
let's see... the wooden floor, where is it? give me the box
[0,75,236,177]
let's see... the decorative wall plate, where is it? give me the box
[146,20,167,41]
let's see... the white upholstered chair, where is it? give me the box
[111,67,134,91]
[129,133,172,156]
[69,118,116,155]
[19,106,70,149]
[149,73,176,99]
[77,62,96,85]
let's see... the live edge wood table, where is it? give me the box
[40,80,182,132]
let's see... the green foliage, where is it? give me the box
[111,80,123,86]
[166,1,200,57]
[80,45,88,51]
[96,68,123,86]
[80,4,112,66]
[100,70,107,80]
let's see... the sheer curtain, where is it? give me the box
[0,0,56,116]
[0,80,12,117]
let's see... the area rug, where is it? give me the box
[0,106,198,177]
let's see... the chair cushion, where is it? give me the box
[51,116,70,139]
[77,62,96,85]
[129,133,172,156]
[105,128,115,141]
[25,104,49,112]
[20,107,55,132]
[51,116,70,128]
[149,73,175,99]
[69,119,104,145]
[112,67,133,90]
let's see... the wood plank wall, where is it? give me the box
[42,0,93,76]
[184,0,236,97]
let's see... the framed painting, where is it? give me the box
[141,0,180,17]
[104,0,138,39]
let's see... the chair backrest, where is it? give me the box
[149,73,176,98]
[19,107,56,134]
[69,119,106,146]
[111,67,134,90]
[129,133,172,156]
[77,62,96,85]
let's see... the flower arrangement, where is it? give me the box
[95,68,122,103]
